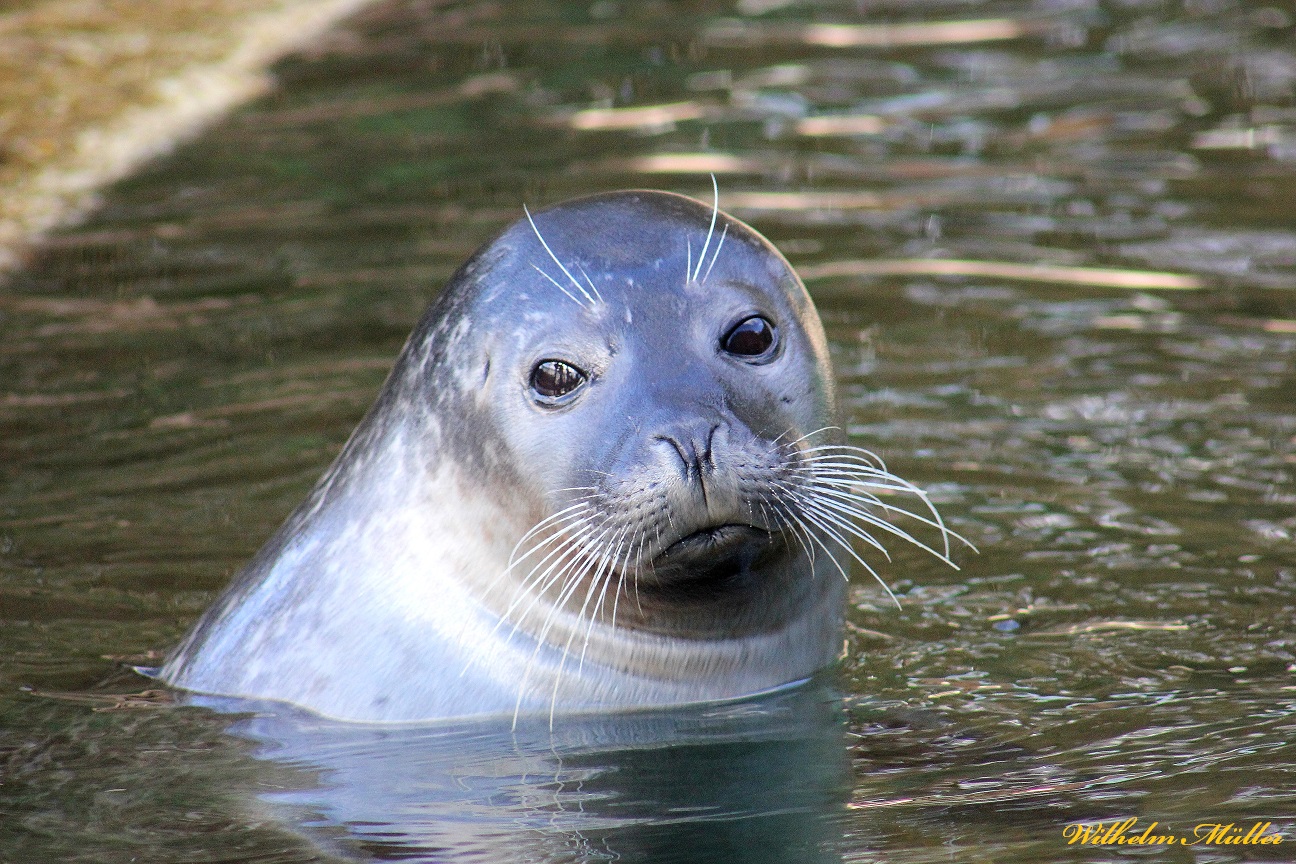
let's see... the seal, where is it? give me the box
[160,187,958,723]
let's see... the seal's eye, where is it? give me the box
[721,316,777,359]
[530,359,587,402]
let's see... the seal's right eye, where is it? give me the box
[530,359,587,402]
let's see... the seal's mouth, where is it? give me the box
[641,523,779,594]
[655,523,769,568]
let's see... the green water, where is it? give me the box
[2,0,1295,861]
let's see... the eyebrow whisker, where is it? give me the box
[692,173,720,283]
[524,204,598,307]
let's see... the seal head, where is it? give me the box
[161,190,953,722]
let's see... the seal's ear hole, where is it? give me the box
[721,316,778,360]
[530,359,588,402]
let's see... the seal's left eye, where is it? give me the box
[721,316,777,359]
[531,360,587,401]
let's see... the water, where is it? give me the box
[2,0,1295,860]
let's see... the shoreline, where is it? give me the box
[0,0,378,274]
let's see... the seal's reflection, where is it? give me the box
[214,680,850,863]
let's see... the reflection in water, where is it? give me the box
[219,683,850,863]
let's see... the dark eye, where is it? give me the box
[530,359,587,402]
[721,316,777,359]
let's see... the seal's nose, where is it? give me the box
[655,421,721,482]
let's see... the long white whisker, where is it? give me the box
[802,498,897,564]
[811,481,973,559]
[530,263,585,308]
[511,524,595,601]
[685,237,692,288]
[464,507,595,680]
[797,505,902,609]
[780,502,851,582]
[474,505,593,639]
[501,518,601,636]
[507,501,594,569]
[536,521,620,728]
[576,264,604,304]
[757,492,815,565]
[524,204,597,307]
[794,441,966,560]
[819,504,959,570]
[785,426,842,448]
[511,522,611,728]
[576,523,632,676]
[796,464,896,493]
[808,462,963,559]
[799,446,888,472]
[608,528,644,632]
[701,223,728,285]
[797,466,902,488]
[692,173,720,283]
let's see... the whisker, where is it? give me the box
[811,481,973,559]
[474,510,593,694]
[796,504,902,609]
[536,522,620,728]
[505,500,596,575]
[464,508,595,681]
[701,223,728,286]
[797,465,901,487]
[692,173,720,283]
[576,263,604,304]
[807,461,967,560]
[469,507,594,645]
[508,500,593,563]
[799,445,889,472]
[784,426,842,448]
[576,468,617,479]
[799,496,894,563]
[778,500,851,583]
[576,523,632,676]
[524,204,598,307]
[801,471,916,499]
[823,510,957,573]
[511,522,611,728]
[793,443,966,558]
[500,517,601,634]
[758,492,815,565]
[530,264,585,308]
[796,459,898,478]
[608,528,644,632]
[634,522,660,614]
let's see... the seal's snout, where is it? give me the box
[625,417,786,586]
[646,419,756,523]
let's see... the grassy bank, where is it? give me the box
[0,0,376,271]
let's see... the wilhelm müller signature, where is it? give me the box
[1064,819,1283,846]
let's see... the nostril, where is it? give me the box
[659,436,698,478]
[654,434,694,478]
[702,423,720,470]
[656,423,723,478]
